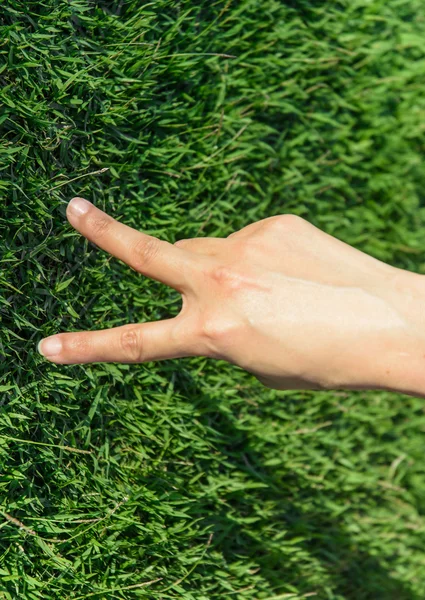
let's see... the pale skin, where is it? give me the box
[38,197,425,398]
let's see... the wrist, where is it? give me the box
[365,269,425,397]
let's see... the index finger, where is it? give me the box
[66,197,195,291]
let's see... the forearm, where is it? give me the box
[355,268,425,398]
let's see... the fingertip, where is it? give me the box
[67,197,92,220]
[38,336,63,361]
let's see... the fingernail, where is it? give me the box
[38,336,63,358]
[67,197,91,217]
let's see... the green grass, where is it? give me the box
[1,0,425,598]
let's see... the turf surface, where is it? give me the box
[1,0,425,598]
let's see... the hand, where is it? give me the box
[38,197,425,396]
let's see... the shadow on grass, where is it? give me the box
[175,368,419,600]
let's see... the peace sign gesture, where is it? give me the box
[38,197,425,397]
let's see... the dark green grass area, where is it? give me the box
[1,0,425,597]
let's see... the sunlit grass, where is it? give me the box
[1,0,425,598]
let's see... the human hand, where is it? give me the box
[38,197,425,396]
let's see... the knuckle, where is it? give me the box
[275,213,305,231]
[236,239,261,260]
[266,214,305,233]
[174,238,189,248]
[119,327,142,361]
[209,265,239,287]
[208,264,248,295]
[210,265,230,283]
[200,314,245,354]
[201,316,227,343]
[131,236,160,270]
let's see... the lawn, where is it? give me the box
[1,0,425,598]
